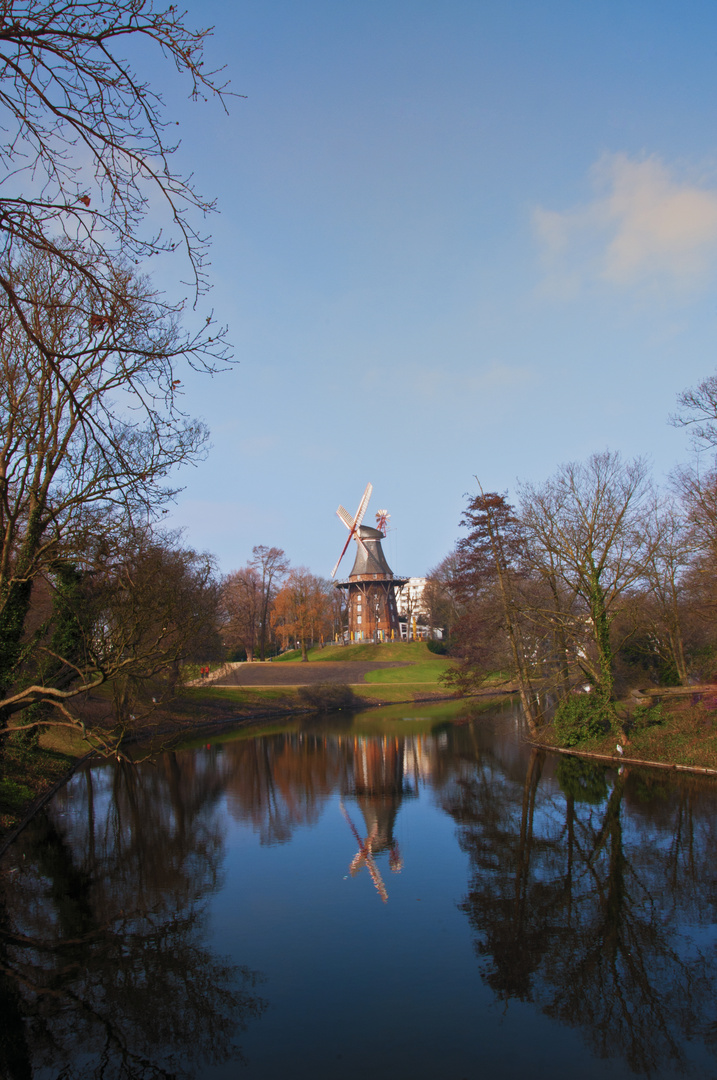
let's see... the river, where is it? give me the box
[2,699,717,1079]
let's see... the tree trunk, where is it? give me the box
[485,501,541,733]
[587,570,616,718]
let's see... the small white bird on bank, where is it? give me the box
[616,744,624,756]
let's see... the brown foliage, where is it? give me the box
[272,569,333,661]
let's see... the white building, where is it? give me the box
[395,577,429,619]
[395,577,443,641]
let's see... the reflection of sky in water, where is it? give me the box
[3,703,717,1079]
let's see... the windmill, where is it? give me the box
[375,509,390,536]
[331,484,407,642]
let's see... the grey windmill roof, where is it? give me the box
[348,525,395,578]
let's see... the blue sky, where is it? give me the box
[147,1,717,577]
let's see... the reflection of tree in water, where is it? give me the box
[0,753,266,1079]
[225,732,345,844]
[224,727,422,898]
[440,747,717,1076]
[224,729,422,854]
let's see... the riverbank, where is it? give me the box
[532,688,717,773]
[7,666,715,848]
[0,670,470,847]
[0,738,91,850]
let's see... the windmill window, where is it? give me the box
[357,616,362,624]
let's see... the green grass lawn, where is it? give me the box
[363,657,451,683]
[274,641,444,663]
[268,641,453,694]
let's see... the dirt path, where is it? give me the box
[212,660,410,687]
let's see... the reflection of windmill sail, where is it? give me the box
[340,801,389,903]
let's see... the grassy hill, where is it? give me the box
[273,641,440,664]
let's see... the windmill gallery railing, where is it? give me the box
[333,573,410,587]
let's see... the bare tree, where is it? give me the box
[424,551,465,641]
[670,465,717,677]
[326,577,347,644]
[221,566,262,662]
[635,498,692,685]
[673,373,717,449]
[88,529,221,734]
[5,526,221,753]
[0,0,232,330]
[519,451,653,710]
[0,3,234,750]
[0,248,225,743]
[250,546,289,660]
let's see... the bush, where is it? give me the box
[553,694,612,747]
[629,702,663,731]
[0,777,34,813]
[427,639,448,655]
[297,683,358,711]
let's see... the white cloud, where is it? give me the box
[534,153,717,291]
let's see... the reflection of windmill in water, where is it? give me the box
[331,483,407,642]
[340,735,417,902]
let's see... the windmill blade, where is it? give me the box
[355,532,370,557]
[336,504,354,530]
[331,484,372,577]
[332,522,371,578]
[331,530,354,578]
[353,482,373,528]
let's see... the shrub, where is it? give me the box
[629,702,663,731]
[427,639,448,655]
[553,694,612,747]
[297,683,358,711]
[0,778,34,813]
[226,646,247,662]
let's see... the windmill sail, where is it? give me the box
[331,482,373,578]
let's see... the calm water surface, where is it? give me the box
[2,700,717,1079]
